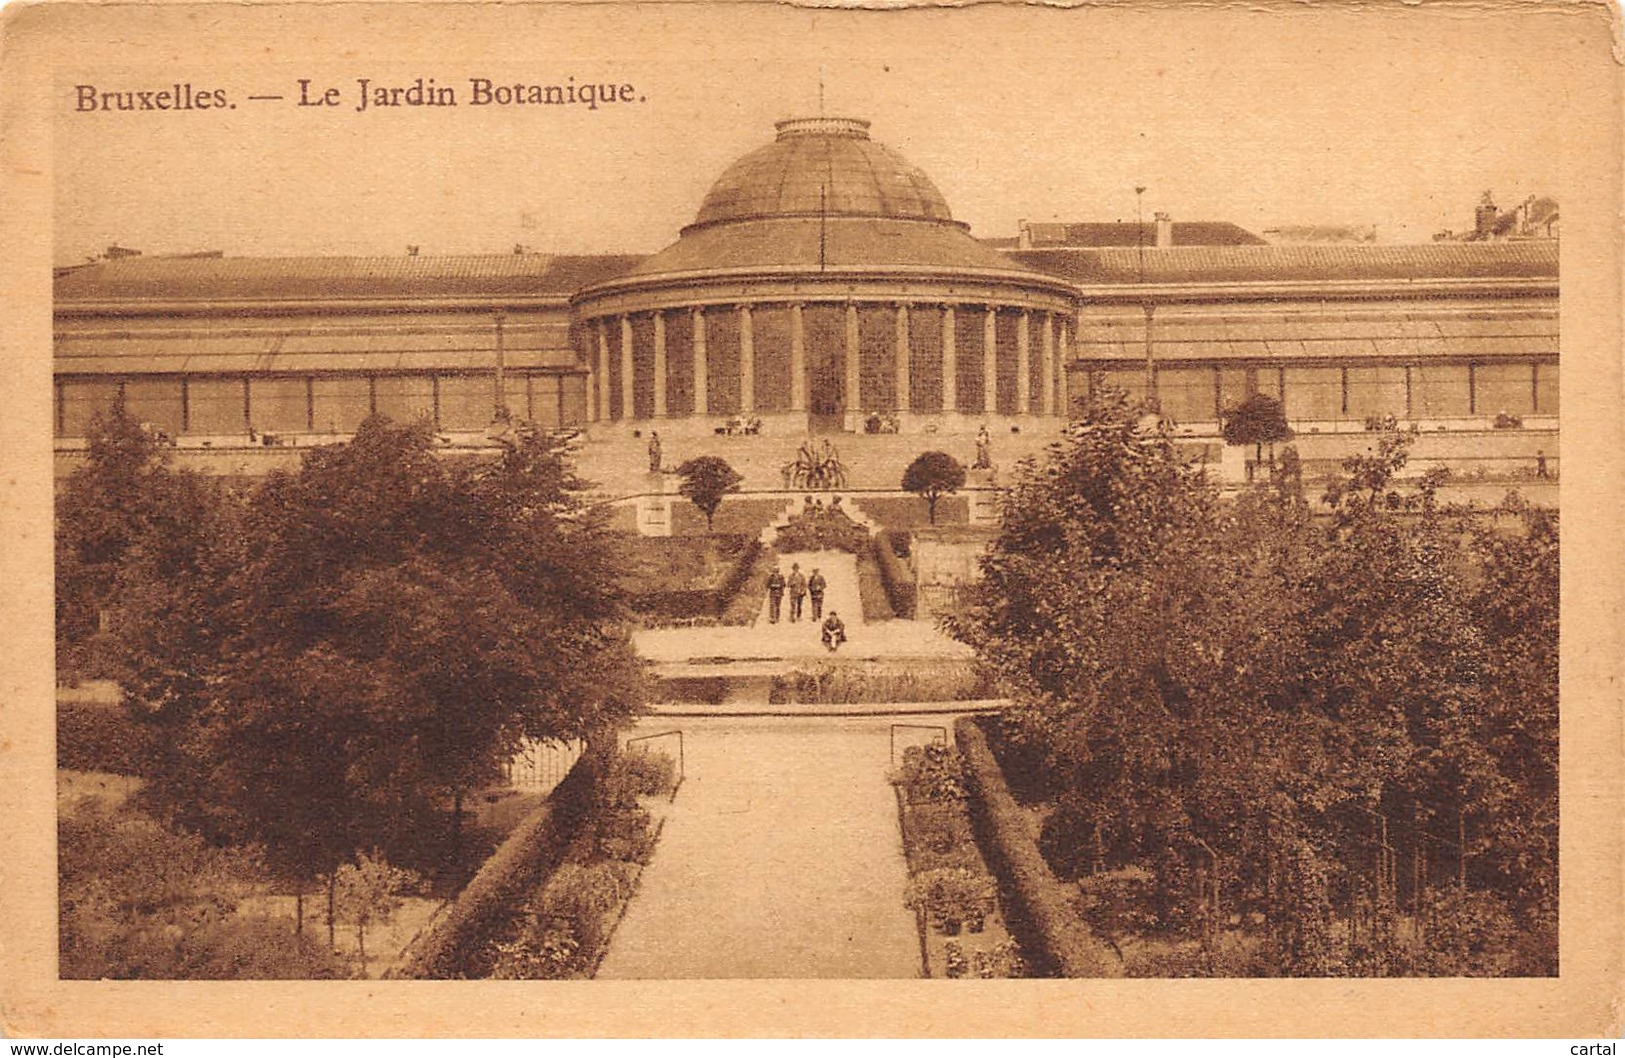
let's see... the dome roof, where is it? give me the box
[690,117,956,230]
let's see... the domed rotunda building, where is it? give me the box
[571,117,1077,436]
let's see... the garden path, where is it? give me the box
[631,549,970,663]
[596,715,922,978]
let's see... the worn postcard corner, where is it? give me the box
[1,0,1622,1040]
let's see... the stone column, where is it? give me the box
[1016,310,1031,414]
[595,318,610,422]
[789,302,807,412]
[652,310,667,419]
[941,304,957,414]
[581,329,596,423]
[894,302,911,413]
[620,315,635,420]
[1060,315,1075,416]
[1041,311,1056,416]
[738,304,755,415]
[845,302,861,419]
[982,307,998,416]
[693,307,708,416]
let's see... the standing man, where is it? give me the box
[766,566,786,624]
[787,563,807,622]
[648,431,663,473]
[807,567,827,620]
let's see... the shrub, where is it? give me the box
[1405,889,1523,977]
[719,543,777,625]
[768,663,994,704]
[773,507,871,554]
[905,868,996,934]
[593,805,656,864]
[606,749,676,802]
[902,801,980,873]
[57,701,162,776]
[943,940,970,979]
[1074,865,1160,940]
[970,939,1027,978]
[1037,798,1100,881]
[488,916,582,979]
[894,743,966,803]
[533,860,638,960]
[871,535,917,619]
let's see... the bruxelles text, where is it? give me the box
[73,77,643,114]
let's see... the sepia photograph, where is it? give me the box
[3,0,1622,1039]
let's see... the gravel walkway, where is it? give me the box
[596,716,922,979]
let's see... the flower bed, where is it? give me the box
[767,661,995,705]
[890,742,1026,978]
[772,505,871,554]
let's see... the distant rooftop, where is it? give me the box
[53,241,1558,306]
[984,219,1267,251]
[54,253,645,303]
[1006,241,1557,286]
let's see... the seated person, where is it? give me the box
[820,611,847,652]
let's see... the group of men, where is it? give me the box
[765,562,845,651]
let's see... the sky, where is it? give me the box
[50,2,1587,265]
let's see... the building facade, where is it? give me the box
[54,116,1559,501]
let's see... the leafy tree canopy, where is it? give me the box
[675,455,743,532]
[948,387,1556,974]
[103,416,644,885]
[1220,393,1294,458]
[901,451,967,525]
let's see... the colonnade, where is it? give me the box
[583,301,1074,423]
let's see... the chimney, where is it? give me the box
[1017,220,1032,250]
[1153,212,1173,248]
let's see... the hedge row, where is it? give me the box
[397,734,613,979]
[854,545,897,622]
[719,542,777,625]
[855,495,971,530]
[953,716,1122,979]
[871,534,917,619]
[58,700,162,777]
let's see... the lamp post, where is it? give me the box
[1135,187,1157,408]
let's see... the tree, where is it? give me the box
[948,394,1557,976]
[116,416,644,905]
[675,455,742,532]
[56,393,216,682]
[901,451,967,525]
[331,851,421,975]
[1220,392,1294,472]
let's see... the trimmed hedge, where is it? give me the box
[625,535,762,623]
[954,716,1122,978]
[719,543,777,625]
[398,734,613,979]
[715,539,765,612]
[872,533,917,619]
[854,544,896,622]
